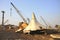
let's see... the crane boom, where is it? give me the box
[11,2,27,23]
[40,16,52,29]
[40,16,48,29]
[4,20,8,24]
[27,18,30,23]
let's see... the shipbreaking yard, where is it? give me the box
[0,1,60,40]
[0,11,60,40]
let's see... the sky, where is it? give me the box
[0,0,60,27]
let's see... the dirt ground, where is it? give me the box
[0,31,56,40]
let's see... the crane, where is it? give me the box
[11,2,27,23]
[40,16,52,29]
[4,20,8,24]
[11,2,28,32]
[40,16,48,29]
[1,11,5,26]
[27,18,30,23]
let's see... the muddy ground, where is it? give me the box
[0,31,56,40]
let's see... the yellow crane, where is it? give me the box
[11,2,28,32]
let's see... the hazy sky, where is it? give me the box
[0,0,60,27]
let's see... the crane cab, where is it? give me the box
[15,22,28,32]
